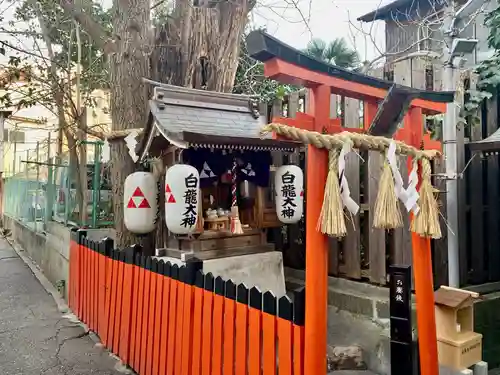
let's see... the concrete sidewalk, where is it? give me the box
[0,238,121,375]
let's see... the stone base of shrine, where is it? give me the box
[154,247,287,297]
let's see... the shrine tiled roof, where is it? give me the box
[138,81,300,157]
[149,95,266,140]
[469,127,500,154]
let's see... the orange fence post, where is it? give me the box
[78,233,86,320]
[262,292,277,375]
[293,289,305,375]
[113,251,125,355]
[129,253,141,372]
[73,229,86,316]
[108,249,119,353]
[119,246,138,365]
[235,284,249,375]
[89,240,96,332]
[78,236,83,321]
[93,240,99,333]
[134,255,146,372]
[211,277,225,375]
[181,263,202,375]
[140,257,153,375]
[191,271,205,375]
[153,260,165,375]
[160,261,172,375]
[277,296,294,375]
[248,287,263,375]
[70,231,75,312]
[97,239,108,341]
[68,229,76,310]
[174,269,186,375]
[86,238,92,326]
[166,265,180,375]
[86,239,92,327]
[101,238,114,348]
[222,281,236,375]
[146,258,158,375]
[80,238,87,323]
[200,273,214,375]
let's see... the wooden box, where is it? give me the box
[437,332,482,370]
[434,286,482,370]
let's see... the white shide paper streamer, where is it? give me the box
[386,141,420,214]
[124,131,139,163]
[102,139,110,163]
[386,141,408,205]
[338,143,360,215]
[406,160,420,215]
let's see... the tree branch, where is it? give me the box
[58,0,115,53]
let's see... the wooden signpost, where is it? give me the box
[390,265,413,375]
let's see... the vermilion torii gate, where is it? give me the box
[246,30,454,375]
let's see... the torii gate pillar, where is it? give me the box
[300,92,438,375]
[303,85,330,375]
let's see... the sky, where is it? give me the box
[251,0,387,61]
[0,0,388,64]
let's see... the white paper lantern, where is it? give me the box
[275,165,304,224]
[165,164,200,234]
[124,172,157,234]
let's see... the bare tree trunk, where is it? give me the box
[74,22,88,225]
[151,0,253,91]
[108,0,151,247]
[62,0,251,246]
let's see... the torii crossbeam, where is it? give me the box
[246,30,454,375]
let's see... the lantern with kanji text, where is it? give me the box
[165,164,201,234]
[275,165,304,224]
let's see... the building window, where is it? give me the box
[4,130,25,143]
[425,67,434,91]
[418,26,430,51]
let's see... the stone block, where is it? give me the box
[473,361,488,375]
[327,345,367,371]
[327,290,374,317]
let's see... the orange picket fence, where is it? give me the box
[68,229,306,375]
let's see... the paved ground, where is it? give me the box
[0,238,121,375]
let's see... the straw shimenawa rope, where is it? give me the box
[317,150,346,237]
[261,123,440,161]
[261,122,442,239]
[410,158,442,239]
[373,158,403,229]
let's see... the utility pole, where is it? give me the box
[442,1,460,288]
[442,0,487,287]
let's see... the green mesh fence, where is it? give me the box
[3,176,46,232]
[3,141,113,231]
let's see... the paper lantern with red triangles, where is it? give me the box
[165,164,200,234]
[275,165,304,224]
[124,172,157,234]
